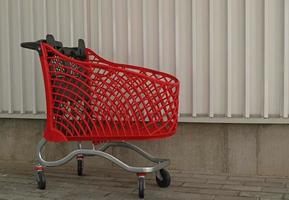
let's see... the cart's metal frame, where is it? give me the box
[36,138,170,174]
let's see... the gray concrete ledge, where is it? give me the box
[0,119,289,177]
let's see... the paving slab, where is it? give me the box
[0,161,289,200]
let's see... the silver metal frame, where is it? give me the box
[36,138,170,173]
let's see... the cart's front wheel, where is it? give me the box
[77,156,84,176]
[138,176,145,199]
[36,171,46,190]
[156,169,171,188]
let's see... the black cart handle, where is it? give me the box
[21,34,86,60]
[20,41,41,51]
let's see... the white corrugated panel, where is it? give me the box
[0,0,288,124]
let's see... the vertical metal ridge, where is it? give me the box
[30,0,37,114]
[142,0,148,66]
[245,0,251,118]
[209,0,214,118]
[174,0,179,77]
[43,0,47,35]
[5,0,12,113]
[18,0,24,114]
[124,0,129,63]
[227,0,232,118]
[142,0,160,68]
[157,0,160,70]
[140,0,144,66]
[112,0,116,61]
[284,0,289,118]
[83,0,89,45]
[43,0,47,114]
[56,0,60,39]
[174,0,180,116]
[86,0,92,47]
[127,0,132,64]
[192,0,197,117]
[0,2,3,112]
[264,0,270,118]
[158,0,164,70]
[97,0,102,54]
[69,0,74,46]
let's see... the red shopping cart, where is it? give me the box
[21,34,179,198]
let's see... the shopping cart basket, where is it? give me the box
[21,34,179,198]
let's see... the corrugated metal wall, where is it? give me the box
[0,0,288,123]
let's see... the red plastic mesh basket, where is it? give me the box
[40,43,180,142]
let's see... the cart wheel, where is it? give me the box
[36,171,46,190]
[156,169,171,188]
[77,159,84,176]
[138,176,145,199]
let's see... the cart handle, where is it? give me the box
[21,34,63,54]
[21,34,86,60]
[21,41,41,52]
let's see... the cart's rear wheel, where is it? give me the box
[138,176,145,199]
[156,169,171,188]
[36,171,46,190]
[77,157,84,176]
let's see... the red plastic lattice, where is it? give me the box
[40,43,179,142]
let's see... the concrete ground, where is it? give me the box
[1,162,289,200]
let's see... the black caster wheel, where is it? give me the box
[77,158,84,176]
[138,176,145,199]
[156,169,171,188]
[36,170,46,190]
